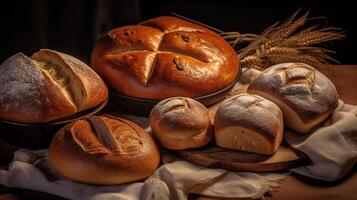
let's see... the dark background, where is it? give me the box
[0,0,355,65]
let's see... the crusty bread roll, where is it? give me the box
[150,97,212,150]
[48,115,160,185]
[214,93,284,155]
[91,16,239,100]
[248,63,338,134]
[0,49,108,123]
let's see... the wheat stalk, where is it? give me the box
[290,31,345,46]
[171,10,345,70]
[222,32,259,47]
[224,10,345,69]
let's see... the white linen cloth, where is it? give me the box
[0,149,285,200]
[285,100,357,181]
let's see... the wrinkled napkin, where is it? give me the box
[285,100,357,181]
[0,149,285,200]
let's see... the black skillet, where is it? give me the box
[0,100,108,149]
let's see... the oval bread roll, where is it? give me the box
[248,63,338,134]
[150,97,212,150]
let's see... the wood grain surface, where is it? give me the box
[176,143,310,172]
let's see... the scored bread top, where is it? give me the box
[32,49,108,112]
[150,97,210,132]
[91,16,239,99]
[0,52,76,123]
[214,93,283,142]
[248,63,338,123]
[48,115,160,185]
[0,49,108,123]
[71,115,145,154]
[150,97,212,150]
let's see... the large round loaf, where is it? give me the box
[0,49,108,123]
[91,16,239,99]
[248,63,338,134]
[48,115,160,185]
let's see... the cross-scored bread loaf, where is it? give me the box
[91,16,239,99]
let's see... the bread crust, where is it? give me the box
[0,49,108,123]
[150,97,212,150]
[91,16,239,99]
[48,115,160,185]
[214,93,283,155]
[248,63,338,134]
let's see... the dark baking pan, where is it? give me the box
[111,68,241,117]
[0,100,107,149]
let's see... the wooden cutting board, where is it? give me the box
[175,143,310,172]
[175,84,311,172]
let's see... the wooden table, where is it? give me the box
[1,65,357,200]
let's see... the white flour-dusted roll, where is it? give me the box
[248,63,338,134]
[214,93,283,155]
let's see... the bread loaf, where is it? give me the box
[91,16,239,99]
[150,97,212,150]
[214,93,284,155]
[0,49,108,123]
[248,63,338,134]
[48,115,160,185]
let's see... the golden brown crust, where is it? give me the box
[0,50,108,123]
[91,16,239,99]
[248,63,338,134]
[139,16,219,35]
[48,115,160,185]
[150,97,212,150]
